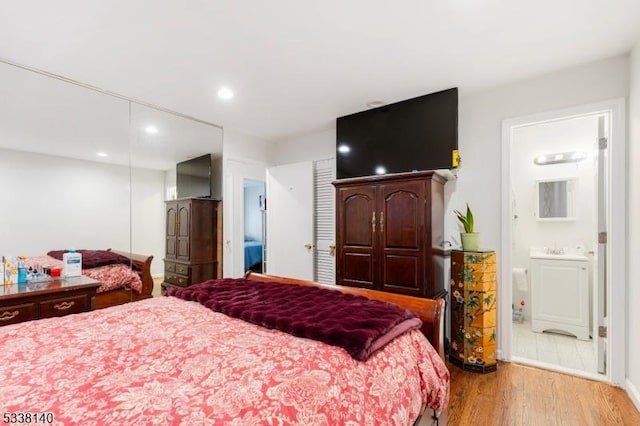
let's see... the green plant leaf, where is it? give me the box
[455,203,475,233]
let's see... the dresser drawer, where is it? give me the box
[40,295,88,318]
[165,273,189,287]
[0,303,37,326]
[165,262,176,273]
[175,263,190,275]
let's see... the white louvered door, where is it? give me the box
[314,159,336,284]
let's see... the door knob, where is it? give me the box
[328,244,336,257]
[304,243,315,250]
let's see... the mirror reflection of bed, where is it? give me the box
[243,179,266,273]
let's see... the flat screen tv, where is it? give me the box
[176,154,222,199]
[336,87,458,179]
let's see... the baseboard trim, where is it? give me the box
[626,379,640,413]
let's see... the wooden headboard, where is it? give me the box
[245,272,445,360]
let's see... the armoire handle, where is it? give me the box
[380,211,384,233]
[372,212,376,234]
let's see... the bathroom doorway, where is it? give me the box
[501,99,626,385]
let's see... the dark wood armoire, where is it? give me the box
[333,171,447,298]
[161,198,222,293]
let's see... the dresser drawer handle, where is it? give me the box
[0,310,19,321]
[179,278,185,284]
[53,301,75,311]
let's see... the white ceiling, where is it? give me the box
[1,0,640,144]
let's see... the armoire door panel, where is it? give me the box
[342,192,375,247]
[177,238,190,260]
[166,207,177,238]
[342,252,375,288]
[177,203,191,238]
[166,238,177,258]
[381,255,421,294]
[382,189,421,249]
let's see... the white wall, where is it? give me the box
[271,128,335,165]
[0,148,165,275]
[627,41,640,408]
[511,116,598,319]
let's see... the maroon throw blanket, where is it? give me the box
[168,278,422,361]
[47,249,135,270]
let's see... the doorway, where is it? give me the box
[500,99,626,385]
[243,179,266,274]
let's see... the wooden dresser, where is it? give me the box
[162,198,222,293]
[449,249,497,373]
[0,276,101,327]
[333,171,447,299]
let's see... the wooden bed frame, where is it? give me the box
[245,272,446,361]
[94,251,154,310]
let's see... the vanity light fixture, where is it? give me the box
[534,151,587,165]
[145,125,159,135]
[375,166,387,175]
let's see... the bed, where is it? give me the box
[26,249,154,310]
[0,272,449,425]
[244,239,263,271]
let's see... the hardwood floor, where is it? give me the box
[446,361,640,425]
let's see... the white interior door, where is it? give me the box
[595,115,608,374]
[266,161,314,280]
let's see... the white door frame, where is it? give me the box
[500,98,626,385]
[222,158,268,278]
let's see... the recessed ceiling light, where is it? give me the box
[367,101,385,108]
[97,152,108,157]
[218,87,234,100]
[145,125,159,134]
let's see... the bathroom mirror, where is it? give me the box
[536,178,576,220]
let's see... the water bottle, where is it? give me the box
[17,256,27,284]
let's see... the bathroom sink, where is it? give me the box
[529,252,588,261]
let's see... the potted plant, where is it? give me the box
[455,203,480,250]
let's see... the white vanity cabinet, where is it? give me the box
[530,254,589,340]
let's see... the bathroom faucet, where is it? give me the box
[547,242,565,255]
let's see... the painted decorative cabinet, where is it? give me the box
[449,249,497,373]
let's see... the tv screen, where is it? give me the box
[336,88,458,179]
[176,154,211,199]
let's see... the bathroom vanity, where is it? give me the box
[530,252,590,340]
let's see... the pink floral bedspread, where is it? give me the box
[0,297,450,425]
[26,255,142,294]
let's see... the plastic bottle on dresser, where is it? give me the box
[62,249,82,277]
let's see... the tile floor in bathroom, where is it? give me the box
[512,320,597,374]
